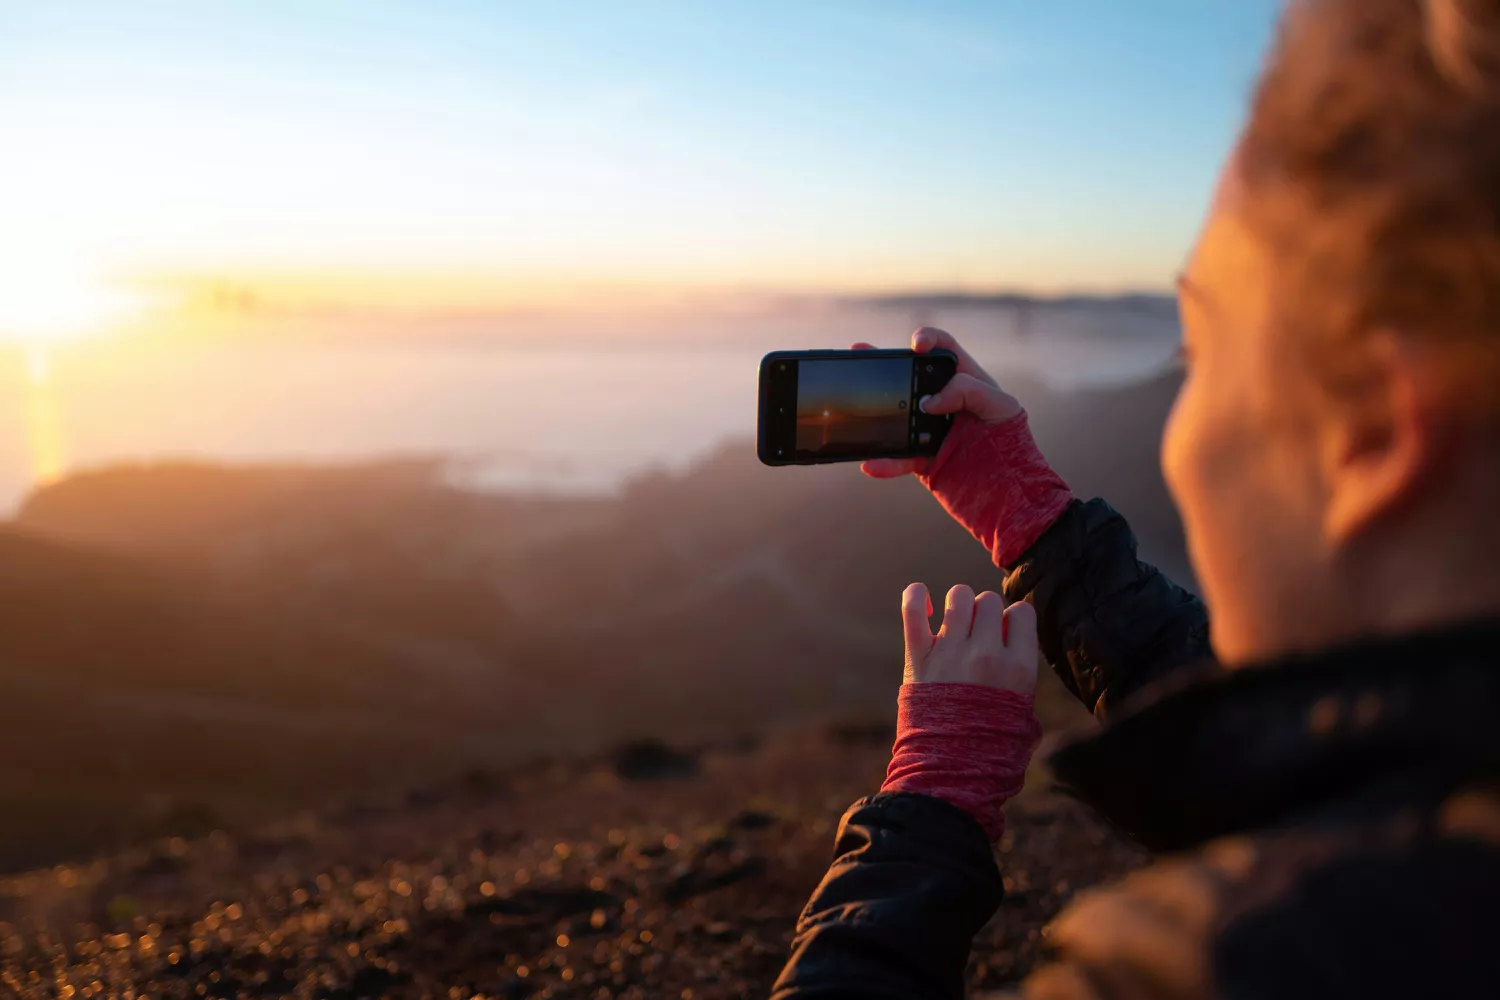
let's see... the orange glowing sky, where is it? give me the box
[0,1,1279,347]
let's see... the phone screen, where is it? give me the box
[758,350,956,465]
[794,357,914,457]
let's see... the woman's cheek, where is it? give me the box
[1162,362,1292,662]
[1161,371,1235,608]
[1161,372,1205,533]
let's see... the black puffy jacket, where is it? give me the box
[773,499,1500,999]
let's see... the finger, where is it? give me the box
[920,373,1024,424]
[940,585,976,639]
[970,591,1007,650]
[850,341,878,351]
[860,457,929,479]
[1002,599,1039,662]
[911,327,999,387]
[902,583,936,660]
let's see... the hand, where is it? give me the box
[851,328,1024,479]
[901,583,1038,693]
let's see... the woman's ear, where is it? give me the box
[1321,330,1441,545]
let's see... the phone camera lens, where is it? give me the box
[925,364,934,373]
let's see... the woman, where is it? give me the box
[774,0,1500,996]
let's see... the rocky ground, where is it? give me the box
[0,725,1143,1000]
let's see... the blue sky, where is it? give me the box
[0,1,1282,302]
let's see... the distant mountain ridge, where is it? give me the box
[855,290,1178,320]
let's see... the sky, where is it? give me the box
[797,357,912,419]
[0,0,1282,338]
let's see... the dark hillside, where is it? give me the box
[3,368,1191,868]
[0,529,521,869]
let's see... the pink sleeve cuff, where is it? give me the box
[881,683,1042,839]
[919,412,1073,568]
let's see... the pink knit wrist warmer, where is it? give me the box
[919,412,1074,568]
[881,683,1043,839]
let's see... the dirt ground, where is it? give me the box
[0,724,1143,999]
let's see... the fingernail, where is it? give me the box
[918,394,933,414]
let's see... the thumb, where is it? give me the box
[902,583,935,678]
[920,373,1024,424]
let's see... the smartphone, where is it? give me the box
[757,349,958,466]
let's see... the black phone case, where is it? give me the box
[757,349,958,466]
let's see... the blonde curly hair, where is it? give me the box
[1240,0,1500,410]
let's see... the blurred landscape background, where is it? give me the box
[0,295,1191,871]
[0,2,1277,995]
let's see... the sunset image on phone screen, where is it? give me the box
[795,358,911,457]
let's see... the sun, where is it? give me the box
[0,264,143,347]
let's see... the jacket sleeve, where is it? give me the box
[1002,498,1212,719]
[1020,825,1500,999]
[771,792,1004,1000]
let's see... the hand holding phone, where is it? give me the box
[856,328,1025,480]
[757,348,958,466]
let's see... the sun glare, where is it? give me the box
[0,265,143,346]
[0,261,143,489]
[22,365,65,486]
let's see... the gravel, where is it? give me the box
[0,727,1143,999]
